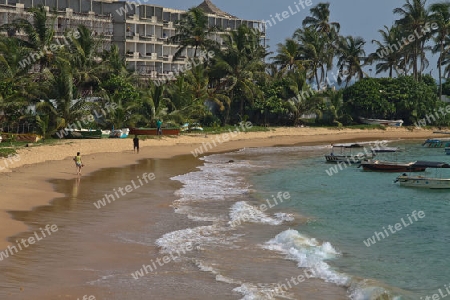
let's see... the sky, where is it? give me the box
[134,0,443,78]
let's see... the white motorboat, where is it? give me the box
[394,161,450,189]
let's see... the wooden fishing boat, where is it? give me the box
[65,129,102,139]
[129,128,180,136]
[359,117,404,127]
[360,160,426,172]
[394,161,450,189]
[422,139,450,148]
[371,146,402,153]
[325,143,375,163]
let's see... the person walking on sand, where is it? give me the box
[73,152,84,175]
[156,119,162,135]
[133,135,139,153]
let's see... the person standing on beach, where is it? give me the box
[133,135,139,153]
[73,152,83,176]
[156,119,162,135]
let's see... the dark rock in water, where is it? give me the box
[228,160,234,163]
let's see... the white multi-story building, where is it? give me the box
[0,0,265,79]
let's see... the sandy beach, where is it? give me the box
[0,126,448,299]
[0,126,445,250]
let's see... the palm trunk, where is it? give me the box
[413,46,418,81]
[439,40,443,99]
[315,69,320,91]
[223,90,233,126]
[414,39,420,81]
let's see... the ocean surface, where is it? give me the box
[168,140,450,300]
[1,139,450,300]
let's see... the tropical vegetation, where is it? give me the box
[1,0,450,138]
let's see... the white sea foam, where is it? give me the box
[156,225,235,254]
[229,201,294,227]
[171,155,254,205]
[195,260,292,300]
[263,230,405,299]
[264,229,350,286]
[233,282,294,300]
[348,280,405,300]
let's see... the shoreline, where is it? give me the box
[0,127,445,249]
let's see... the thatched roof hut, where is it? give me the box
[196,0,236,18]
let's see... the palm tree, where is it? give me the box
[101,44,128,77]
[394,0,429,81]
[2,5,56,72]
[271,38,305,74]
[302,2,340,36]
[367,25,405,78]
[284,71,320,125]
[301,2,340,88]
[136,83,179,126]
[63,25,109,97]
[0,36,31,78]
[439,36,450,78]
[169,7,219,59]
[336,36,366,87]
[211,25,266,122]
[429,1,450,98]
[37,60,94,133]
[294,27,326,89]
[185,64,231,124]
[0,36,49,131]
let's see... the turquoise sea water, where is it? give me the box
[245,140,450,299]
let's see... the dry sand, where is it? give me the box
[0,126,445,249]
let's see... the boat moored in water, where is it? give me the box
[394,161,450,189]
[371,146,402,153]
[325,143,375,163]
[360,160,426,172]
[422,139,450,148]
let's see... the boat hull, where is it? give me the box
[109,128,130,138]
[359,117,404,127]
[396,176,450,189]
[361,160,426,172]
[325,154,373,164]
[129,128,180,135]
[422,139,446,148]
[65,130,102,139]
